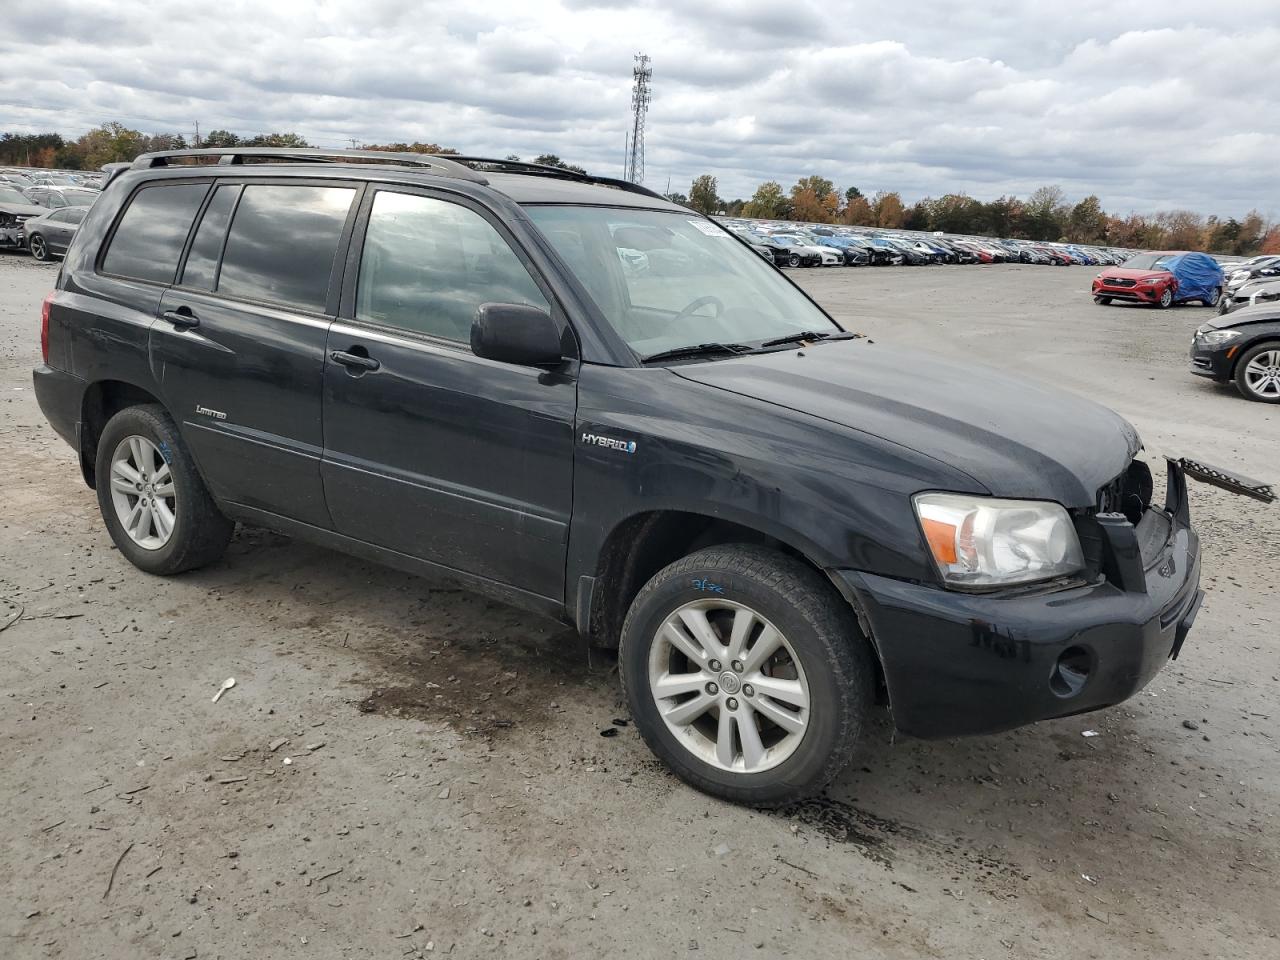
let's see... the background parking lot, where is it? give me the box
[2,254,1277,959]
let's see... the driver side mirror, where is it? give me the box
[471,302,563,367]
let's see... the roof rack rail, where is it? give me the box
[128,148,489,184]
[440,155,670,203]
[125,148,674,204]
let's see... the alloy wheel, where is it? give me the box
[648,599,810,774]
[108,435,177,550]
[29,235,48,261]
[1243,350,1280,399]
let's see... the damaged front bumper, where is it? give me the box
[0,224,27,249]
[834,460,1215,738]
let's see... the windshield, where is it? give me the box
[1121,253,1174,270]
[526,206,838,357]
[0,186,30,205]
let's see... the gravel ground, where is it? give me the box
[2,252,1276,960]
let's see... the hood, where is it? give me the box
[1102,267,1172,281]
[1233,277,1280,299]
[1204,302,1280,329]
[671,340,1140,507]
[0,199,45,217]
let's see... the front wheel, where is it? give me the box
[1094,295,1112,305]
[1157,287,1174,308]
[1235,342,1280,403]
[619,545,875,807]
[787,253,801,268]
[28,233,50,261]
[95,404,234,574]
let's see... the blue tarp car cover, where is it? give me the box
[1167,252,1225,303]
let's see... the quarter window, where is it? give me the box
[101,183,208,283]
[356,191,548,342]
[216,184,356,312]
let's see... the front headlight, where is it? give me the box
[1140,276,1166,285]
[913,493,1085,589]
[1197,328,1241,346]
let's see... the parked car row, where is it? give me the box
[0,167,101,257]
[718,217,1137,269]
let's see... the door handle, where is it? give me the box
[162,308,199,330]
[330,349,380,372]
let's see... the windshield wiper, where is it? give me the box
[757,330,859,349]
[640,342,754,364]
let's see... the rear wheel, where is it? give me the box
[95,404,234,574]
[619,545,875,807]
[1234,342,1280,403]
[1204,287,1223,308]
[28,233,50,262]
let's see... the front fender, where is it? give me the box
[565,365,984,596]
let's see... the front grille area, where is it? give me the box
[1108,278,1136,288]
[1097,459,1153,525]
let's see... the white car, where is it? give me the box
[768,234,842,267]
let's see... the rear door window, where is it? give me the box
[101,182,208,283]
[216,184,356,312]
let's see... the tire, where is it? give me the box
[787,253,801,268]
[1204,287,1222,308]
[619,544,875,807]
[1233,341,1280,404]
[28,233,50,262]
[1094,295,1111,305]
[95,404,234,574]
[1156,287,1174,309]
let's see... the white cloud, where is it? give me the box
[1,0,1277,216]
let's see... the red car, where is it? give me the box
[1093,251,1225,309]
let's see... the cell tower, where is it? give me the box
[625,53,652,184]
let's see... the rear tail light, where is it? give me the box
[40,292,53,365]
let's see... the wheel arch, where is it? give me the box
[79,379,168,488]
[581,508,887,699]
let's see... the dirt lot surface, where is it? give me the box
[2,252,1277,959]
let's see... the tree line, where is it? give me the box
[2,125,588,178]
[4,125,1273,254]
[680,174,1278,255]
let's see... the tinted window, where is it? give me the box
[356,191,547,342]
[102,183,208,283]
[64,207,86,224]
[217,185,355,311]
[180,185,239,291]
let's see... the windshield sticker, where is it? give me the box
[688,219,726,237]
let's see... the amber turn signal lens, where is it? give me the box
[921,517,958,564]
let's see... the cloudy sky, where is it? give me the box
[3,0,1278,216]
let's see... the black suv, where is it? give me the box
[35,148,1210,805]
